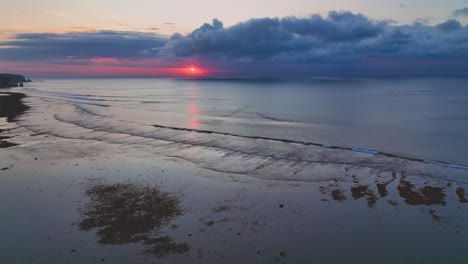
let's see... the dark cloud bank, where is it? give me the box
[453,7,468,17]
[0,30,167,61]
[1,11,467,77]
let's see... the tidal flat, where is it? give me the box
[1,78,468,263]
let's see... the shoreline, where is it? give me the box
[152,124,468,170]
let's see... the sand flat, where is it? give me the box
[1,89,468,264]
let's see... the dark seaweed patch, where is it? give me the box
[456,188,467,203]
[78,182,189,258]
[376,183,388,198]
[429,209,442,222]
[398,179,446,206]
[331,189,346,202]
[0,92,29,148]
[351,185,377,208]
[0,140,18,149]
[0,92,30,122]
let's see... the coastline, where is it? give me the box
[0,73,31,88]
[1,89,468,263]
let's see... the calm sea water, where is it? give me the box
[26,77,468,164]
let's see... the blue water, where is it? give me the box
[28,77,468,164]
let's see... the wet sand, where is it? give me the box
[1,92,468,263]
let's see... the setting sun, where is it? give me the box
[184,65,204,76]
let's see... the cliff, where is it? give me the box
[0,74,31,88]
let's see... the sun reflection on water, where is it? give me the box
[187,85,200,130]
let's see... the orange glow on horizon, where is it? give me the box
[182,65,214,77]
[186,66,200,75]
[0,59,221,77]
[89,57,120,64]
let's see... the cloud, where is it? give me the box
[283,11,386,42]
[1,11,467,77]
[453,7,468,17]
[413,18,430,26]
[0,30,167,61]
[160,12,468,63]
[436,19,463,31]
[160,12,388,59]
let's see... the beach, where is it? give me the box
[1,79,468,264]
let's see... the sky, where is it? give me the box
[1,0,468,77]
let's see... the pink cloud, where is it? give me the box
[89,57,121,64]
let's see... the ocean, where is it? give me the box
[24,77,468,165]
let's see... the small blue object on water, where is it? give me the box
[323,144,331,148]
[424,160,468,170]
[352,148,379,155]
[449,164,468,170]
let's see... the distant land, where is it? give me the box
[0,73,31,88]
